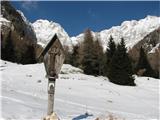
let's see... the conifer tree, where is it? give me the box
[109,38,135,86]
[23,45,37,64]
[92,38,104,75]
[70,45,80,67]
[105,35,116,76]
[1,31,15,62]
[81,29,95,75]
[64,45,72,64]
[81,29,104,76]
[1,33,5,60]
[135,47,157,78]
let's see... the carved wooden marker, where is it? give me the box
[38,34,65,116]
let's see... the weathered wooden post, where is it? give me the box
[38,34,65,117]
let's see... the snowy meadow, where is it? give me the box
[0,60,159,120]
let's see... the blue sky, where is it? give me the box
[11,1,159,36]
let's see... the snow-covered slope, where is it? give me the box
[0,15,10,27]
[1,60,159,120]
[32,20,72,48]
[17,10,29,24]
[71,16,160,50]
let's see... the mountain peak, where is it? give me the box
[32,19,72,48]
[32,15,159,52]
[71,15,160,50]
[145,15,158,19]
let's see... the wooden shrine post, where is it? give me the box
[38,34,65,116]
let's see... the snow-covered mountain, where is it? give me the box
[1,1,159,71]
[32,19,72,48]
[32,15,160,52]
[71,15,160,50]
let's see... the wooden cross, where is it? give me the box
[37,34,65,116]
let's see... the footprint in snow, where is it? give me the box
[26,74,32,77]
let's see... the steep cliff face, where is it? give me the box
[1,1,37,64]
[1,1,37,43]
[128,28,160,73]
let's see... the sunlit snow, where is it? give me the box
[1,60,159,120]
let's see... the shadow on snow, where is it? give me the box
[72,112,93,120]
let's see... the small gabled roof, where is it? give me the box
[37,34,64,60]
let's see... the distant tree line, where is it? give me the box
[1,28,158,84]
[1,31,37,64]
[134,47,158,78]
[64,29,158,86]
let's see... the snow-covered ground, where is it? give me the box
[0,60,159,120]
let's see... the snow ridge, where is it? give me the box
[32,19,72,48]
[32,16,159,51]
[17,10,28,24]
[71,15,160,50]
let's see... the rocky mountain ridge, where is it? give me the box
[33,15,160,54]
[71,16,160,51]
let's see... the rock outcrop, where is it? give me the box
[1,1,37,64]
[128,27,160,74]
